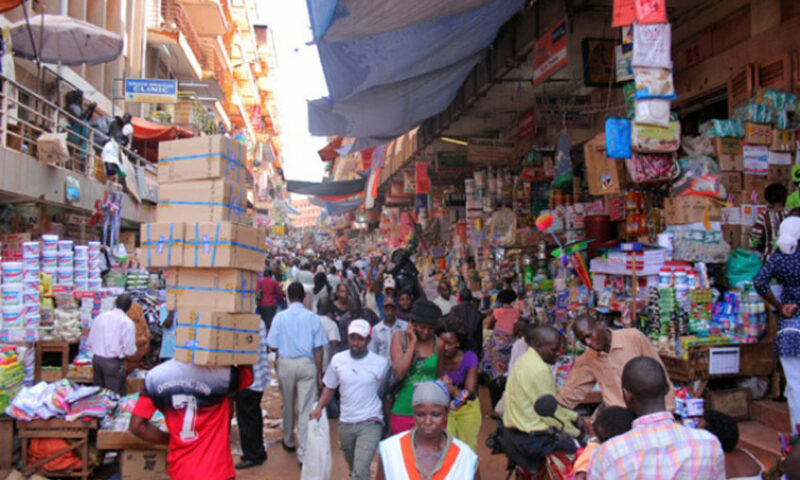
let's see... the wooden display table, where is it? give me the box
[35,342,71,383]
[0,416,14,469]
[660,341,776,396]
[18,418,97,480]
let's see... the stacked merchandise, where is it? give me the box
[141,135,264,366]
[710,289,767,343]
[0,345,24,411]
[675,387,704,428]
[57,240,74,288]
[125,269,149,291]
[6,380,118,421]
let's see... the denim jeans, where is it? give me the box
[338,421,382,480]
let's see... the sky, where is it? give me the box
[257,1,329,183]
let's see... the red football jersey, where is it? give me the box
[132,362,252,480]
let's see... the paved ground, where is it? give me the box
[232,379,509,479]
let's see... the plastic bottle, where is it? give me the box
[659,267,673,288]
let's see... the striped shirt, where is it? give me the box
[249,322,270,391]
[587,411,725,480]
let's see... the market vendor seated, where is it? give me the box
[502,326,585,474]
[556,314,675,411]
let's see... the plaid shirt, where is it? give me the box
[587,411,725,480]
[249,322,270,391]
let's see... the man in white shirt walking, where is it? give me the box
[433,281,457,316]
[310,319,390,480]
[86,294,137,394]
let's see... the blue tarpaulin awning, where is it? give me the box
[306,0,527,151]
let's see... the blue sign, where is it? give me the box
[124,78,178,103]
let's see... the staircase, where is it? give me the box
[739,400,792,471]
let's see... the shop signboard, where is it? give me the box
[124,78,178,103]
[403,170,416,194]
[533,17,568,86]
[415,161,430,195]
[467,138,517,165]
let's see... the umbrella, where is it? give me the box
[0,0,22,13]
[9,14,123,65]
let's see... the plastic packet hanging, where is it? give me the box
[623,82,636,118]
[605,118,632,158]
[552,131,573,189]
[699,119,745,138]
[634,67,676,99]
[633,23,672,68]
[631,120,680,152]
[634,99,671,127]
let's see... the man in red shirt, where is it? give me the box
[129,360,253,480]
[258,268,284,330]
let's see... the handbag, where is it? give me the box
[625,152,678,183]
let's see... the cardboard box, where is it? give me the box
[722,225,743,249]
[36,133,69,165]
[139,223,185,268]
[713,137,742,156]
[158,135,250,185]
[717,154,743,172]
[182,222,266,272]
[165,268,258,312]
[120,449,167,480]
[584,134,626,195]
[157,179,248,225]
[741,174,767,204]
[719,172,742,193]
[174,311,260,365]
[740,205,766,227]
[744,122,771,145]
[771,129,796,152]
[767,164,792,188]
[664,197,722,224]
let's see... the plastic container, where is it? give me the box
[56,268,73,285]
[25,313,40,328]
[22,241,40,257]
[88,269,101,280]
[674,268,688,288]
[1,262,23,284]
[41,234,59,253]
[74,280,89,292]
[74,269,88,282]
[57,252,74,268]
[22,255,39,269]
[2,284,23,306]
[41,252,57,270]
[57,240,73,253]
[658,267,673,287]
[74,245,89,260]
[2,305,23,328]
[88,278,102,291]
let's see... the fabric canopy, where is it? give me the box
[287,178,366,196]
[307,0,527,150]
[0,0,21,13]
[318,136,343,161]
[131,117,194,141]
[323,199,363,216]
[10,14,123,65]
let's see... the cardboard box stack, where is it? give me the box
[141,135,263,366]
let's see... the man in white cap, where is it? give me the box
[310,319,390,480]
[376,381,479,480]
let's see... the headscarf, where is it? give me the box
[412,381,450,408]
[777,216,800,255]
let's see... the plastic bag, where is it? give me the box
[625,152,678,182]
[726,249,763,288]
[605,118,632,158]
[634,99,671,127]
[301,403,332,480]
[672,156,726,199]
[699,119,745,138]
[488,208,517,247]
[633,22,672,68]
[631,120,680,152]
[634,67,675,99]
[552,131,573,189]
[101,140,120,166]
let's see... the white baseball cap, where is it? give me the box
[383,277,397,290]
[347,319,371,338]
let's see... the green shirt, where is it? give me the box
[391,353,439,416]
[502,348,580,436]
[787,191,800,211]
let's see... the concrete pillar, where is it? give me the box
[86,0,106,97]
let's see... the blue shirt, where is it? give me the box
[250,322,270,391]
[266,302,328,360]
[158,305,176,359]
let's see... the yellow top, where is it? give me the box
[502,348,579,436]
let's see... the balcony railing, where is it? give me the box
[160,0,204,64]
[0,73,152,182]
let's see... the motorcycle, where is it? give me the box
[489,394,585,480]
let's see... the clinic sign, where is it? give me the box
[124,78,178,103]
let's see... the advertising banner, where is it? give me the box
[125,78,178,103]
[533,17,568,86]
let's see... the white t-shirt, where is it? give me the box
[433,296,457,315]
[319,315,341,372]
[323,350,389,424]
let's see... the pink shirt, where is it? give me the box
[493,307,520,334]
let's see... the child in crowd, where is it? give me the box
[569,406,634,480]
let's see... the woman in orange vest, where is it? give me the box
[377,381,480,480]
